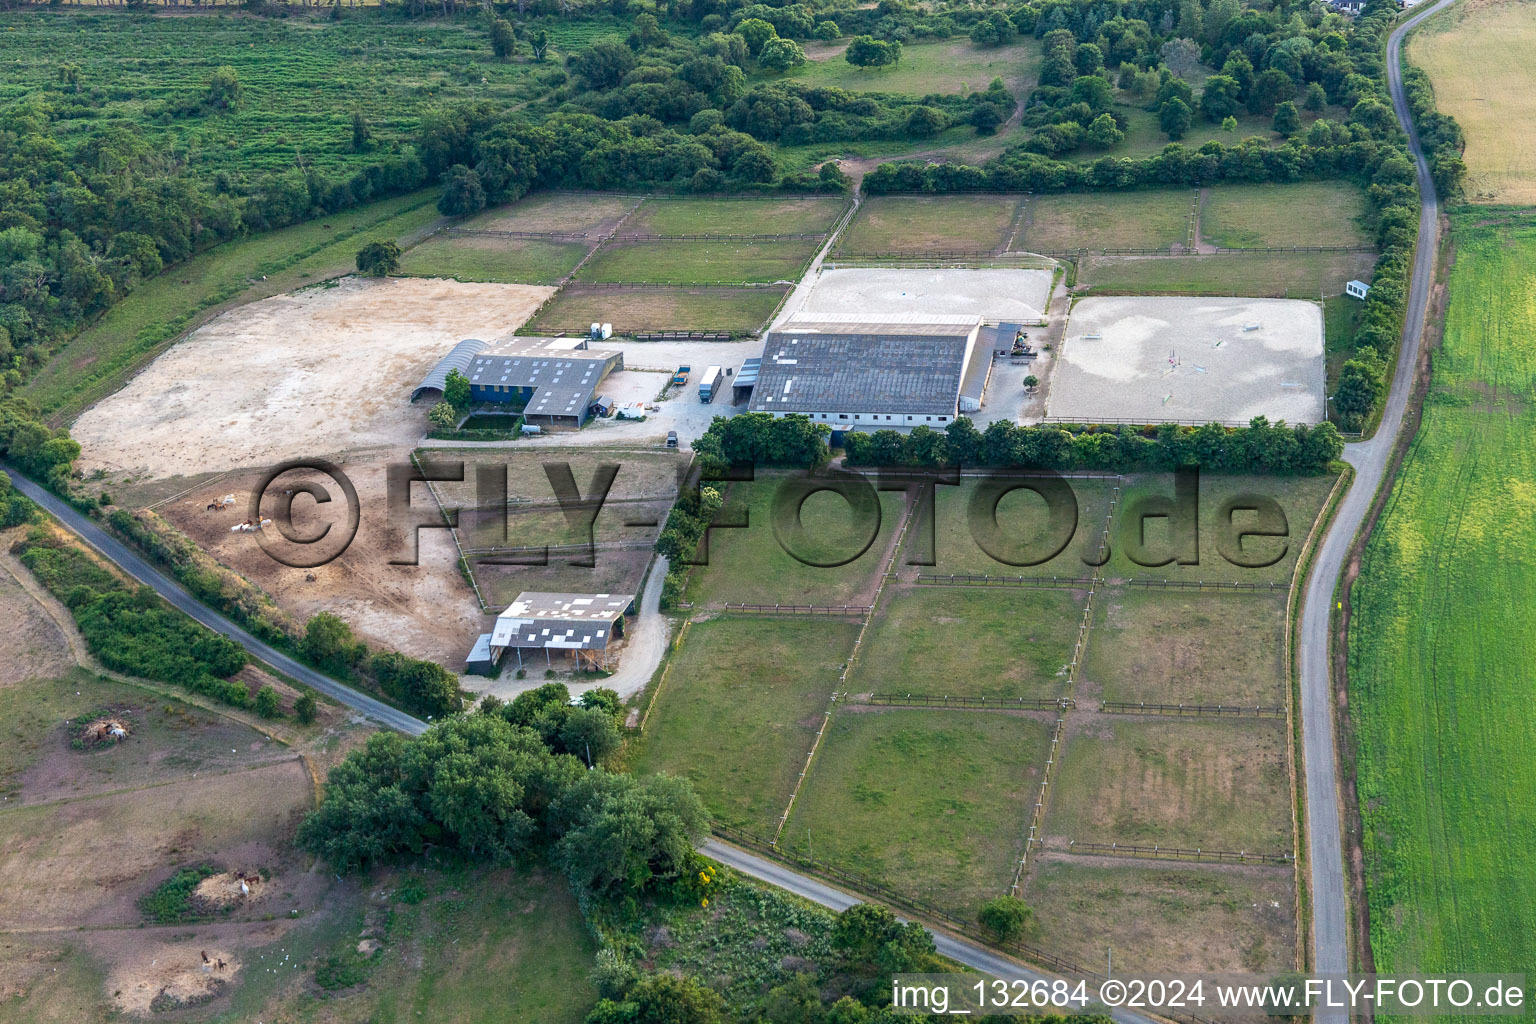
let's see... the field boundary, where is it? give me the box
[1098,701,1286,718]
[853,693,1074,711]
[770,494,915,847]
[1009,481,1120,895]
[1065,840,1293,865]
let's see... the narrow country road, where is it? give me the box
[704,839,1158,1024]
[3,465,427,737]
[1296,0,1456,994]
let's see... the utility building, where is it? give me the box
[413,335,623,430]
[478,591,636,672]
[746,313,983,430]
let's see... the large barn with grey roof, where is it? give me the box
[413,335,623,430]
[745,313,987,430]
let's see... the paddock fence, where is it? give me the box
[1067,839,1293,865]
[1099,701,1286,718]
[853,693,1074,711]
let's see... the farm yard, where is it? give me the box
[1348,215,1536,987]
[70,276,553,481]
[1408,0,1536,203]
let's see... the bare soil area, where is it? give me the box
[159,454,491,667]
[72,277,554,480]
[0,760,314,931]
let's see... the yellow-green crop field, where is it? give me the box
[1348,213,1536,994]
[1409,0,1536,203]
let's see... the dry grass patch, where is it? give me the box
[525,284,787,336]
[781,708,1048,918]
[460,191,638,234]
[838,194,1023,253]
[1084,589,1287,706]
[1050,716,1291,853]
[1021,190,1194,251]
[1025,857,1294,973]
[1409,0,1536,203]
[0,759,312,931]
[853,585,1082,701]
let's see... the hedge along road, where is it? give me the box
[3,464,1160,1019]
[2,464,428,737]
[1297,0,1458,997]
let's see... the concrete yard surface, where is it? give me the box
[792,267,1054,325]
[1047,296,1325,425]
[72,277,555,479]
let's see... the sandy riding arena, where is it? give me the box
[1047,296,1325,425]
[73,277,554,479]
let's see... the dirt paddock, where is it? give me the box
[72,277,554,480]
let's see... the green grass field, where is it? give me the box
[686,476,906,607]
[1200,182,1371,249]
[0,11,608,180]
[23,190,441,422]
[623,196,847,236]
[397,234,591,284]
[222,866,597,1024]
[1077,250,1377,298]
[1102,471,1338,586]
[633,616,859,832]
[837,194,1023,253]
[1025,858,1294,973]
[1084,589,1288,706]
[854,585,1082,700]
[917,475,1119,577]
[780,708,1048,917]
[1348,215,1536,993]
[575,238,818,284]
[524,283,788,336]
[1050,717,1292,852]
[461,192,640,235]
[1020,189,1195,252]
[782,38,1040,96]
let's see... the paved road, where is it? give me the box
[704,839,1159,1024]
[1296,0,1456,996]
[4,465,428,737]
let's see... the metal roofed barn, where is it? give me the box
[482,591,637,672]
[413,335,623,430]
[746,313,983,429]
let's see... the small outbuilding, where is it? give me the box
[482,591,636,672]
[1345,279,1371,300]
